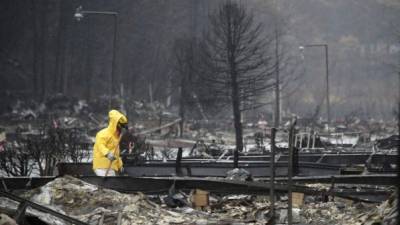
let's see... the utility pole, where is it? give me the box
[74,6,118,109]
[299,44,331,126]
[325,44,330,126]
[273,0,281,128]
[397,71,400,225]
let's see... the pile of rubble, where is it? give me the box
[210,195,271,223]
[17,176,244,225]
[0,176,397,225]
[300,195,397,225]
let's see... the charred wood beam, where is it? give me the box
[0,190,87,225]
[14,201,28,224]
[0,176,391,203]
[222,153,397,165]
[58,160,397,178]
[123,151,396,161]
[0,177,55,191]
[260,174,397,185]
[1,177,9,192]
[2,174,396,193]
[58,162,344,178]
[175,147,183,176]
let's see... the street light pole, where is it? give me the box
[299,44,331,127]
[273,0,281,128]
[324,44,330,127]
[74,6,118,109]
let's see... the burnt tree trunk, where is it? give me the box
[200,1,273,153]
[226,2,243,152]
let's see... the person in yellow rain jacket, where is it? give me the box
[93,109,128,176]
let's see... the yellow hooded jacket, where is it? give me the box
[93,110,128,172]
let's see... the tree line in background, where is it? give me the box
[0,0,399,176]
[0,0,301,157]
[0,0,297,120]
[0,0,399,121]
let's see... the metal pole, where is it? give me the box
[273,0,280,128]
[270,127,276,223]
[397,72,400,225]
[324,44,330,127]
[108,14,118,109]
[300,44,331,127]
[74,8,118,109]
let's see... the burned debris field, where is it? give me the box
[0,0,399,225]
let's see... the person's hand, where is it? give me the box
[106,152,116,161]
[128,142,134,154]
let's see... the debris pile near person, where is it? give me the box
[20,176,251,225]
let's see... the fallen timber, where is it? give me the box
[0,190,87,225]
[58,155,397,178]
[58,161,343,177]
[176,152,397,166]
[1,175,396,191]
[260,174,398,186]
[0,176,393,203]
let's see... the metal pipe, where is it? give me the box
[79,10,118,16]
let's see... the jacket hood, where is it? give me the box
[107,109,128,135]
